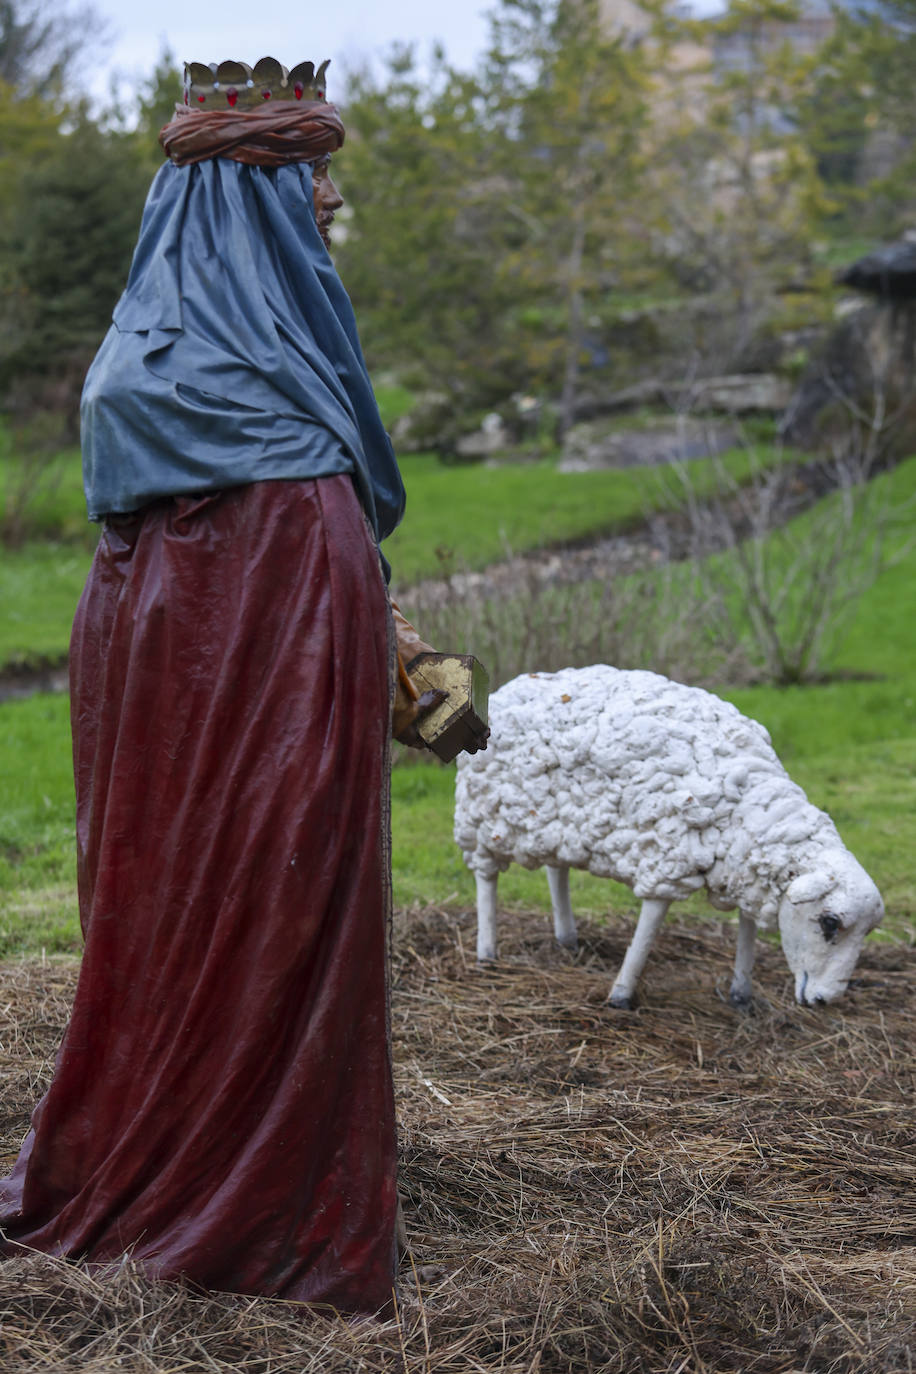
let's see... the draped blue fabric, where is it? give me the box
[81,158,405,562]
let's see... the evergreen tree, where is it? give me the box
[647,0,833,365]
[818,0,916,231]
[337,45,524,421]
[134,45,182,167]
[483,0,652,431]
[338,2,654,434]
[0,0,110,96]
[0,115,150,422]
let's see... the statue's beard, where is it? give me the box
[317,213,334,247]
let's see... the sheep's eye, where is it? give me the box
[819,914,840,943]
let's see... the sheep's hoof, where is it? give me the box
[608,988,634,1010]
[729,980,752,1009]
[557,936,579,953]
[476,953,497,966]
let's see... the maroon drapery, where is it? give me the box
[0,475,398,1313]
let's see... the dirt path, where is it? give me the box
[394,455,841,610]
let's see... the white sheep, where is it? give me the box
[454,666,884,1008]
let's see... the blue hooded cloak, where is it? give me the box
[81,157,405,564]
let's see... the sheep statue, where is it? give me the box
[454,666,884,1008]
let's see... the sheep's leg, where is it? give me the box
[546,865,578,951]
[608,899,670,1009]
[729,910,757,1008]
[476,871,499,962]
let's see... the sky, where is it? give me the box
[88,0,494,105]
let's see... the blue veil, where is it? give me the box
[81,157,405,562]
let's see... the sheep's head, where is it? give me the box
[778,851,884,1005]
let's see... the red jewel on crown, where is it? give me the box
[183,59,331,110]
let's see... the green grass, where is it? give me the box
[0,444,89,545]
[0,442,794,670]
[385,444,792,585]
[0,437,95,667]
[393,734,915,937]
[0,542,93,668]
[374,382,416,429]
[391,458,916,938]
[0,693,80,956]
[1,443,914,955]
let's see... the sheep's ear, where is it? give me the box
[786,871,836,906]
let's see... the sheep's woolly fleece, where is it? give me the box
[455,665,840,927]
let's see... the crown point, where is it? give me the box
[184,58,330,108]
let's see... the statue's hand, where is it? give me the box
[393,686,448,750]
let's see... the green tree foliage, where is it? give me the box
[0,0,142,431]
[0,76,62,216]
[336,45,525,420]
[0,78,66,407]
[0,0,110,95]
[338,1,653,433]
[0,115,150,422]
[483,0,651,431]
[646,0,833,365]
[815,0,916,232]
[133,45,182,167]
[793,11,873,193]
[854,0,916,137]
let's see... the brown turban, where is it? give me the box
[159,101,345,169]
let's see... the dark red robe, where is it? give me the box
[0,475,398,1313]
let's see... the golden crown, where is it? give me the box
[183,58,331,110]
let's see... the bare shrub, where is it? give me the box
[0,413,73,550]
[397,551,745,696]
[397,421,908,702]
[661,436,909,685]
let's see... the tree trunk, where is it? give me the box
[559,194,587,439]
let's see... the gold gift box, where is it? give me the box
[407,653,489,762]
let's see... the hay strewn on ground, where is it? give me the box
[1,907,914,1372]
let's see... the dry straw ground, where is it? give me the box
[1,906,914,1372]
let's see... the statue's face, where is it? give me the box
[312,156,344,247]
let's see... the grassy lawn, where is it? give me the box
[1,436,913,955]
[3,525,914,955]
[393,456,916,937]
[0,439,95,667]
[0,542,92,668]
[1,441,793,670]
[386,443,794,585]
[0,437,88,544]
[0,692,80,955]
